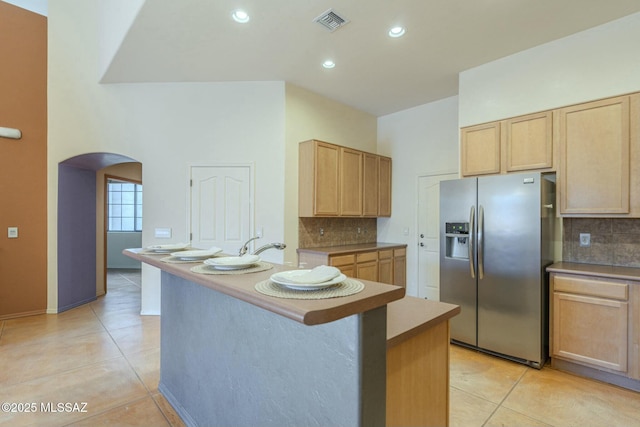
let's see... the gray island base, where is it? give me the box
[160,272,387,427]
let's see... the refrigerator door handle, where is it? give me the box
[469,205,476,279]
[478,205,484,280]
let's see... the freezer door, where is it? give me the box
[477,173,543,363]
[439,177,477,346]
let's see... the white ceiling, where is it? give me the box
[11,1,640,116]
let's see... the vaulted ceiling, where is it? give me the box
[11,0,640,116]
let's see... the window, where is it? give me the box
[107,180,142,231]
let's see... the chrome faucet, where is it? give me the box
[252,242,286,255]
[238,236,260,256]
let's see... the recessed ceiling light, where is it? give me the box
[388,26,406,38]
[232,9,250,23]
[322,60,336,69]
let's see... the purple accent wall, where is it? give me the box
[57,152,139,312]
[57,164,98,311]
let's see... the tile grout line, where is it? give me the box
[479,366,529,427]
[103,271,176,426]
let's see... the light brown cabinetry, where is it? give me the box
[461,112,554,177]
[298,244,407,287]
[299,140,392,217]
[299,140,340,216]
[363,153,379,216]
[460,122,501,176]
[559,95,633,215]
[392,248,406,287]
[378,250,393,284]
[505,111,553,172]
[378,156,392,216]
[551,274,629,373]
[340,147,363,216]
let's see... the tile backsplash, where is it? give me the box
[299,217,377,248]
[563,218,640,267]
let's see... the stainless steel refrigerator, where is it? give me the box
[439,172,556,368]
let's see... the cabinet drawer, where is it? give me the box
[553,274,628,301]
[357,251,378,263]
[378,249,393,260]
[329,254,355,267]
[394,248,406,257]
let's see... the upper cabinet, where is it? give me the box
[378,156,392,216]
[460,122,501,176]
[299,140,392,218]
[460,111,554,177]
[559,95,632,216]
[505,111,553,172]
[299,140,340,216]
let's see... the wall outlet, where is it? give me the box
[579,233,591,247]
[8,227,18,238]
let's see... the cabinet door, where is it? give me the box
[461,122,501,176]
[553,292,628,372]
[393,249,406,288]
[363,153,379,217]
[313,142,341,216]
[340,147,363,216]
[357,261,378,281]
[378,156,392,217]
[356,251,378,281]
[559,96,630,214]
[378,250,393,284]
[329,254,355,278]
[505,111,553,172]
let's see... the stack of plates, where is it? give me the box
[170,247,223,261]
[270,266,346,291]
[204,254,261,270]
[144,243,189,253]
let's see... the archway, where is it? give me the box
[58,152,140,312]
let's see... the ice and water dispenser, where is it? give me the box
[445,222,469,260]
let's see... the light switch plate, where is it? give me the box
[155,228,172,239]
[8,227,18,238]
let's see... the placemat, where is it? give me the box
[254,278,364,300]
[190,261,274,275]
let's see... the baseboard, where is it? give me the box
[551,358,640,392]
[0,308,47,321]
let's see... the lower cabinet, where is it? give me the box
[298,245,407,287]
[550,272,637,379]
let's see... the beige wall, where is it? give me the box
[284,84,378,265]
[0,3,47,319]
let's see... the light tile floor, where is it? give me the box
[1,269,639,426]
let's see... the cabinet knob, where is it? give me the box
[420,242,425,247]
[420,234,424,238]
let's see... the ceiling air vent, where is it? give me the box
[313,9,350,32]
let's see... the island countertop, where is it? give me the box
[124,249,405,326]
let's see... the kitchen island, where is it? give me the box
[125,249,458,427]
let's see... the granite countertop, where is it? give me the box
[547,261,640,282]
[124,249,405,326]
[297,242,407,255]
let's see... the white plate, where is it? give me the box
[204,255,260,270]
[270,270,347,290]
[145,243,189,253]
[171,247,222,260]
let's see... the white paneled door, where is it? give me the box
[190,166,253,255]
[417,173,457,300]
